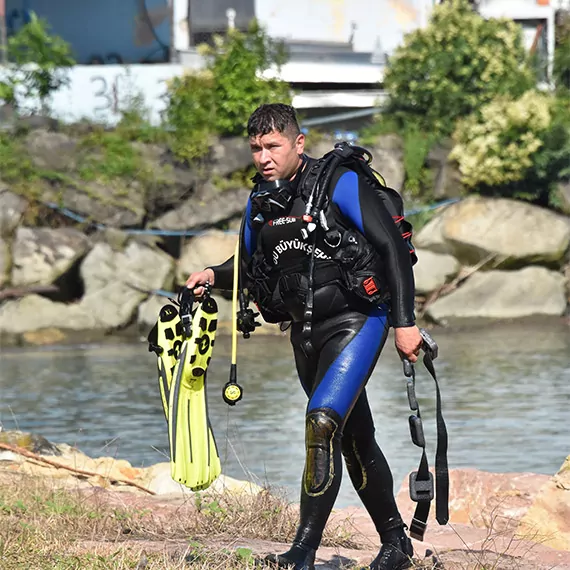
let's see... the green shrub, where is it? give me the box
[165,20,291,162]
[383,0,535,136]
[5,12,75,112]
[402,124,437,196]
[450,90,570,204]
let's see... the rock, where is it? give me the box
[11,227,91,287]
[439,197,570,267]
[79,241,175,329]
[426,142,464,199]
[209,137,253,178]
[396,468,550,532]
[413,249,460,294]
[554,180,570,216]
[0,294,96,333]
[22,327,67,345]
[518,455,570,550]
[425,266,567,321]
[0,241,175,334]
[25,129,78,171]
[17,115,59,131]
[137,294,171,329]
[414,209,453,254]
[0,430,62,456]
[0,189,28,237]
[41,180,146,228]
[370,134,405,191]
[0,237,9,287]
[151,184,249,231]
[176,230,239,284]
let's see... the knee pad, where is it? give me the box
[304,408,341,497]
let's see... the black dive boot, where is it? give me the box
[264,542,316,570]
[370,530,413,570]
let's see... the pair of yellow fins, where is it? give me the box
[147,288,221,491]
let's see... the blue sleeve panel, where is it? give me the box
[308,306,389,419]
[209,199,257,291]
[331,170,416,328]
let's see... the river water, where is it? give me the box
[1,320,569,508]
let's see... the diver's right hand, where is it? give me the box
[185,268,215,297]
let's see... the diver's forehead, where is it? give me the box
[249,131,289,146]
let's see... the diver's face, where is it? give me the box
[249,130,305,181]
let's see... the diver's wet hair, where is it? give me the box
[247,103,301,140]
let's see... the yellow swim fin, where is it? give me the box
[148,292,221,491]
[168,294,221,490]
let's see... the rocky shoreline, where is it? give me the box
[0,125,569,347]
[1,430,569,568]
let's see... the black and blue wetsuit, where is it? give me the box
[210,160,416,569]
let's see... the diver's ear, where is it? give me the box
[295,132,305,155]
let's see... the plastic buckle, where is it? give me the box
[409,471,434,502]
[420,328,438,360]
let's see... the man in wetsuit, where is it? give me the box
[186,103,422,570]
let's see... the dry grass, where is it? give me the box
[0,472,358,569]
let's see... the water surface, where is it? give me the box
[1,320,568,507]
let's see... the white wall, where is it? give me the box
[254,0,428,54]
[45,65,184,126]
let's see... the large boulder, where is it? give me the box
[397,468,550,532]
[176,230,239,284]
[426,143,464,199]
[209,137,254,178]
[0,237,10,287]
[413,249,460,294]
[425,266,567,322]
[0,294,96,333]
[518,455,570,550]
[414,210,453,254]
[0,189,27,237]
[554,180,570,216]
[150,184,249,231]
[0,240,176,335]
[370,134,405,191]
[79,241,174,329]
[11,227,91,287]
[416,197,570,267]
[25,129,78,171]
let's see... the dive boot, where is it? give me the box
[370,534,413,570]
[264,542,316,570]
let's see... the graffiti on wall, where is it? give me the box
[89,71,170,116]
[46,65,183,126]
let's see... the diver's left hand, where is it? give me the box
[394,325,423,363]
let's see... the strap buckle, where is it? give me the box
[409,470,434,502]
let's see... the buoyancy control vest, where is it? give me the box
[245,142,417,325]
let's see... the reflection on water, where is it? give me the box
[1,320,569,508]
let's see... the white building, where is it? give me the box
[5,0,566,124]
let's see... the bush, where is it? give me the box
[2,12,75,112]
[383,0,535,136]
[165,20,291,162]
[450,90,570,204]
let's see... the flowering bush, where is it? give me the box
[383,0,535,136]
[450,90,570,203]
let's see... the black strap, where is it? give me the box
[406,353,449,541]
